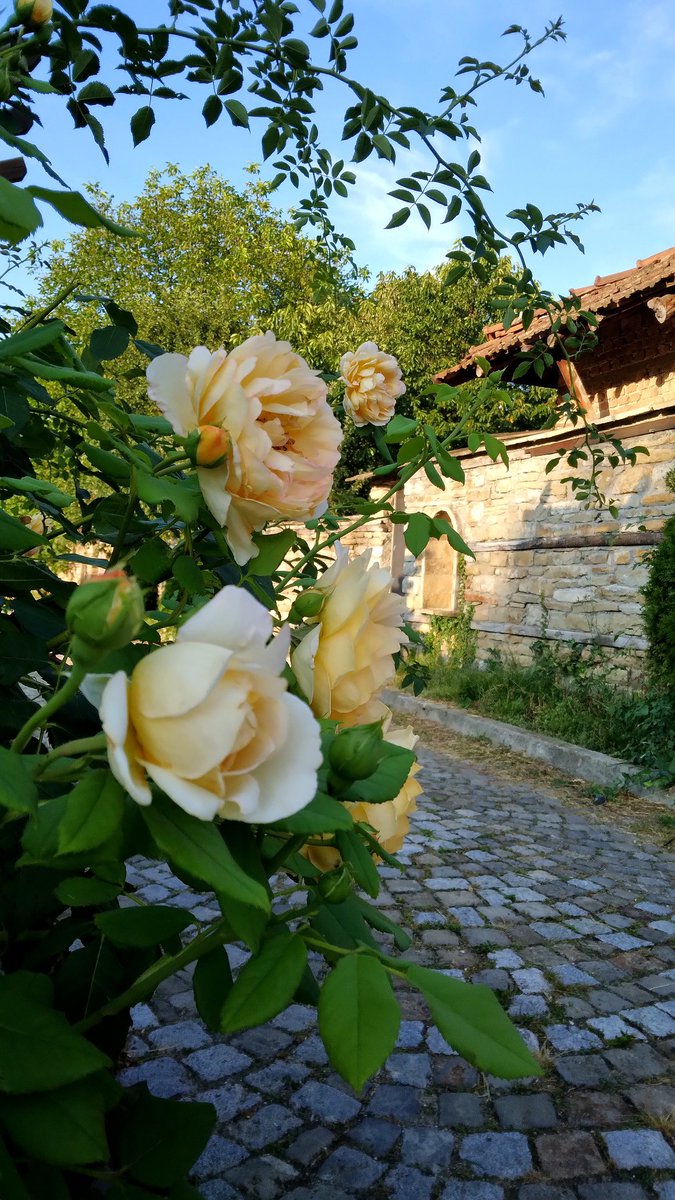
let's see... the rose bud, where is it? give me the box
[290,589,325,620]
[317,864,353,904]
[328,721,384,782]
[67,570,144,666]
[15,0,53,26]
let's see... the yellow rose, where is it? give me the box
[15,0,52,24]
[83,586,322,823]
[292,545,407,725]
[147,332,342,565]
[340,341,406,427]
[306,726,422,871]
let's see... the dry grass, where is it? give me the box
[406,712,675,851]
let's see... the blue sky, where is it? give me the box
[21,0,675,296]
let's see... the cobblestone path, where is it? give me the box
[122,744,675,1200]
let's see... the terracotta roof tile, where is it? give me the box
[437,245,675,383]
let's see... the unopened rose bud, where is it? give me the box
[67,570,144,666]
[317,864,352,904]
[184,425,230,469]
[15,0,53,26]
[328,721,384,782]
[291,590,324,619]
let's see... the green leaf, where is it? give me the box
[77,81,115,107]
[0,1131,31,1200]
[220,930,307,1033]
[96,905,193,948]
[408,965,542,1079]
[386,207,410,229]
[384,414,418,443]
[432,517,475,558]
[203,94,222,127]
[0,980,109,1094]
[224,99,249,128]
[0,748,37,813]
[318,955,400,1091]
[0,1080,108,1166]
[343,744,416,804]
[84,444,132,481]
[141,793,269,911]
[130,537,172,584]
[483,432,509,466]
[172,555,206,595]
[120,1092,215,1188]
[0,509,46,552]
[467,432,481,453]
[89,324,130,361]
[193,947,233,1032]
[355,897,411,951]
[137,470,200,524]
[54,875,122,906]
[131,105,155,146]
[249,529,296,576]
[404,511,432,557]
[335,829,379,898]
[271,792,354,834]
[0,178,42,244]
[27,186,138,237]
[58,771,125,855]
[0,320,64,362]
[311,895,378,950]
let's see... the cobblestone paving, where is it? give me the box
[122,745,675,1200]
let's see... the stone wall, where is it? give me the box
[355,419,675,672]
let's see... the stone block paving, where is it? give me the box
[122,745,675,1198]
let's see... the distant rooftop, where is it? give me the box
[436,246,675,385]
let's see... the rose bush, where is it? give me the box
[0,1,607,1193]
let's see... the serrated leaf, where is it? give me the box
[220,930,307,1033]
[0,1080,108,1166]
[319,955,399,1091]
[120,1092,215,1187]
[0,747,38,813]
[271,792,354,834]
[141,793,269,911]
[404,511,432,557]
[131,105,155,146]
[0,979,109,1094]
[96,905,192,948]
[408,965,542,1079]
[193,947,233,1032]
[58,772,125,855]
[224,99,249,128]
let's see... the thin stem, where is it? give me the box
[75,916,231,1033]
[32,733,108,776]
[17,281,79,332]
[11,662,87,753]
[108,470,137,567]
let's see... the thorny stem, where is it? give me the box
[11,662,87,753]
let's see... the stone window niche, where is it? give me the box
[421,510,459,615]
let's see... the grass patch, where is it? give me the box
[419,638,675,785]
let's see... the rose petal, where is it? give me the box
[147,353,196,436]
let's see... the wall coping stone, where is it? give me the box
[382,688,674,808]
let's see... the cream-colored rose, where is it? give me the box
[147,333,342,565]
[291,545,407,725]
[15,0,52,24]
[305,726,422,871]
[84,587,322,823]
[340,341,406,427]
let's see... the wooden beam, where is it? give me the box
[0,157,27,182]
[557,358,591,411]
[646,293,675,324]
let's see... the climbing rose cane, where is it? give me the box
[147,332,342,565]
[340,341,406,427]
[84,586,322,822]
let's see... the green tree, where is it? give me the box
[34,163,361,403]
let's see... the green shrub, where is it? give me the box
[642,514,675,695]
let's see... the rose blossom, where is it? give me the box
[291,545,407,725]
[305,726,422,871]
[84,586,321,822]
[340,341,406,427]
[147,332,342,565]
